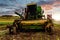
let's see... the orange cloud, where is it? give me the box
[54,1,60,4]
[41,4,53,10]
[41,1,60,10]
[53,1,60,7]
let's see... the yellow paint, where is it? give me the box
[21,20,47,25]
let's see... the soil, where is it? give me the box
[0,27,60,40]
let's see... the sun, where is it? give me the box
[52,13,60,21]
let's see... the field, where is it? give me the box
[0,16,60,40]
[0,16,19,36]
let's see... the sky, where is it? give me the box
[0,0,60,21]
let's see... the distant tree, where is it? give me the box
[2,15,13,17]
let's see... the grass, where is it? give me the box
[0,16,19,36]
[54,24,60,27]
[0,16,19,26]
[0,30,8,36]
[54,24,60,30]
[0,22,13,25]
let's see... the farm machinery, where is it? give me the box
[7,3,53,34]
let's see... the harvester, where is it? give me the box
[9,3,53,33]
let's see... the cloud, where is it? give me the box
[0,8,15,12]
[53,1,60,7]
[0,0,60,16]
[0,0,17,6]
[41,5,53,10]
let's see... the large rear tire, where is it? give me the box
[45,23,53,34]
[46,26,52,33]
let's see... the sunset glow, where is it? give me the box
[52,13,60,21]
